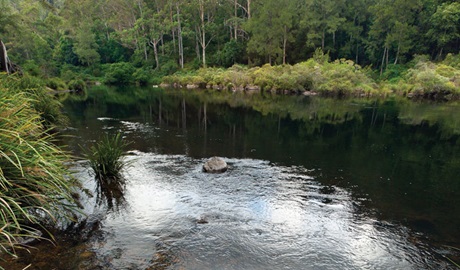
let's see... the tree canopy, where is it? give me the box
[0,0,459,77]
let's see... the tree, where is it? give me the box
[301,0,345,53]
[368,0,422,74]
[246,0,299,65]
[429,2,460,59]
[194,0,219,68]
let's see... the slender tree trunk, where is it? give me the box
[200,1,207,68]
[355,42,359,64]
[394,42,400,65]
[0,40,10,74]
[438,47,444,60]
[283,26,287,65]
[150,40,160,69]
[195,29,201,61]
[385,46,389,68]
[176,3,184,68]
[247,0,251,19]
[143,43,148,61]
[170,5,176,53]
[380,47,387,76]
[321,30,325,51]
[234,0,238,40]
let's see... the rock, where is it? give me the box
[245,85,260,91]
[186,84,199,89]
[203,157,228,173]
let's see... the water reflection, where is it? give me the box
[35,86,460,269]
[95,177,126,212]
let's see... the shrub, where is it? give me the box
[46,77,68,91]
[403,59,459,97]
[22,60,42,77]
[133,68,151,86]
[68,79,87,93]
[103,62,136,85]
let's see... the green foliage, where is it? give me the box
[1,75,69,129]
[316,59,378,96]
[22,60,42,77]
[1,0,460,99]
[68,79,87,93]
[133,68,151,86]
[46,77,68,91]
[213,40,245,67]
[82,133,130,182]
[443,53,460,69]
[162,59,379,96]
[392,56,460,99]
[103,62,136,85]
[0,75,79,257]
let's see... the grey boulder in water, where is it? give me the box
[203,157,228,173]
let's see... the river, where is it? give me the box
[2,86,460,269]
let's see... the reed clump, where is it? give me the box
[82,133,130,183]
[0,75,79,256]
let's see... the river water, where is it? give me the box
[3,86,460,269]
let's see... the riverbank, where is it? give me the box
[0,74,79,259]
[160,54,460,101]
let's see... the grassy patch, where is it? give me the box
[0,75,79,256]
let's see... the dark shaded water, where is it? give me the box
[3,86,460,269]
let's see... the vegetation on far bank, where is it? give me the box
[0,74,80,258]
[1,0,459,99]
[160,52,460,100]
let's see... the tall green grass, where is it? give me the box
[82,133,130,183]
[0,76,79,256]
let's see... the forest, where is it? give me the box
[0,0,459,83]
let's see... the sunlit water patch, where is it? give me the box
[65,152,452,270]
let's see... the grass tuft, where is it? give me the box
[82,133,131,183]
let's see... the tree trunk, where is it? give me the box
[283,26,287,65]
[394,42,400,65]
[149,40,160,70]
[380,47,387,76]
[321,30,325,51]
[355,42,359,64]
[0,40,9,74]
[247,0,251,19]
[176,3,184,69]
[200,1,207,68]
[234,0,238,40]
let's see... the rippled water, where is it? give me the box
[70,152,448,269]
[2,87,460,269]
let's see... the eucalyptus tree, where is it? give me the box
[300,0,346,53]
[339,0,373,64]
[246,0,299,65]
[368,0,422,74]
[428,2,460,58]
[194,0,220,68]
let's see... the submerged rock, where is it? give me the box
[203,157,228,173]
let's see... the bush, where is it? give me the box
[68,79,87,93]
[22,60,42,77]
[133,68,151,86]
[46,77,68,91]
[402,59,460,98]
[103,62,136,85]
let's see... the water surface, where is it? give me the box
[3,86,460,269]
